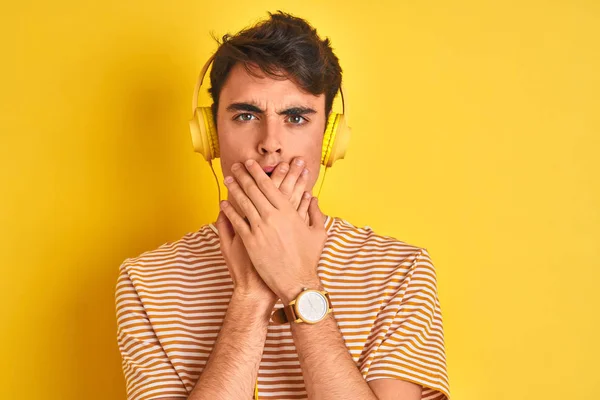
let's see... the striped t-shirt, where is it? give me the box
[115,215,450,400]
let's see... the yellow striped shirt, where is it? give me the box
[115,215,450,399]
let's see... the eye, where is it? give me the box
[234,113,257,122]
[286,115,308,125]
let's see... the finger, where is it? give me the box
[214,211,234,248]
[243,159,287,210]
[290,167,309,210]
[224,175,261,226]
[270,162,290,189]
[297,191,311,224]
[308,197,325,229]
[279,157,306,197]
[220,200,252,237]
[230,162,274,217]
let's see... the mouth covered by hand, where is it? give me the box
[229,157,312,220]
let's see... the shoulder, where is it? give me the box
[118,223,221,280]
[326,216,431,266]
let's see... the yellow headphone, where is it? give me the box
[189,54,351,201]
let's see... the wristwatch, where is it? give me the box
[272,288,333,324]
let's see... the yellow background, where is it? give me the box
[1,1,598,399]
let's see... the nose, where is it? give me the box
[257,121,283,156]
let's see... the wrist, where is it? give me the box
[232,288,277,305]
[227,293,276,326]
[280,279,324,305]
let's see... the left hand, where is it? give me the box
[220,159,328,303]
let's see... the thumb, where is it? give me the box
[215,211,235,248]
[308,197,325,229]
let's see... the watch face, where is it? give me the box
[296,291,327,323]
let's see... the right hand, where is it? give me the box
[268,158,314,224]
[215,157,314,304]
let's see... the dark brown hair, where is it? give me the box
[207,11,342,126]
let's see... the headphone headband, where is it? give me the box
[191,53,348,121]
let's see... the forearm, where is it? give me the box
[290,306,378,400]
[189,292,273,400]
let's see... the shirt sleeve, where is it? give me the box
[361,248,451,400]
[115,260,189,400]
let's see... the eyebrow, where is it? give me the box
[226,102,317,116]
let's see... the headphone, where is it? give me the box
[189,53,352,202]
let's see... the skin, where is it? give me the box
[216,62,325,223]
[159,63,422,399]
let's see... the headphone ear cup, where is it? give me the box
[322,113,351,167]
[189,107,219,161]
[202,107,219,159]
[321,113,338,166]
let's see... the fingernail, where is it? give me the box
[295,158,304,166]
[220,200,229,208]
[302,168,309,176]
[304,191,311,199]
[224,176,234,184]
[280,163,289,173]
[231,163,241,171]
[245,159,254,167]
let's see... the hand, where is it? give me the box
[215,160,314,305]
[215,210,277,305]
[221,158,328,304]
[234,158,313,225]
[268,159,312,221]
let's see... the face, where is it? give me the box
[216,62,327,205]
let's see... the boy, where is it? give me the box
[116,11,450,400]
